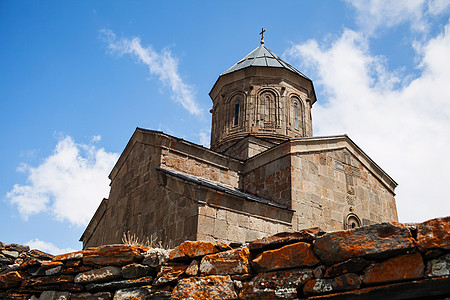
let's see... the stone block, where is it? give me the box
[154,263,188,285]
[252,242,320,272]
[83,245,147,266]
[324,257,370,278]
[185,259,199,276]
[363,252,424,285]
[417,216,450,251]
[168,241,219,261]
[303,273,361,297]
[142,248,169,268]
[74,266,121,284]
[121,263,151,279]
[171,275,237,299]
[39,291,70,300]
[313,223,415,264]
[248,228,324,253]
[113,286,151,300]
[86,276,153,292]
[0,270,25,289]
[70,292,112,300]
[239,268,313,299]
[200,247,250,275]
[426,253,450,277]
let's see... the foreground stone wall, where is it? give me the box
[1,216,449,299]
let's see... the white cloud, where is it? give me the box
[6,136,118,226]
[198,130,210,148]
[345,0,450,34]
[100,29,201,116]
[26,239,77,255]
[287,22,450,223]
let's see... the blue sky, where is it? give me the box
[1,1,449,254]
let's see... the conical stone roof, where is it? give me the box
[221,44,310,80]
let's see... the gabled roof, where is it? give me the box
[221,44,310,80]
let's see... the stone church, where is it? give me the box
[81,37,398,249]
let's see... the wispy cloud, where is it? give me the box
[198,129,210,148]
[26,239,77,255]
[100,29,201,115]
[287,20,450,222]
[6,135,118,226]
[345,0,450,35]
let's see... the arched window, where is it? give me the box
[294,102,298,129]
[260,91,276,127]
[234,100,239,126]
[345,213,361,229]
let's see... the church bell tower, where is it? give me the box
[209,31,317,159]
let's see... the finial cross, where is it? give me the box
[260,28,266,44]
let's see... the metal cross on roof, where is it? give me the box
[260,28,266,44]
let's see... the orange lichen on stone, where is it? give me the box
[199,247,250,275]
[53,250,83,262]
[168,241,219,261]
[417,216,450,251]
[363,252,424,285]
[0,271,26,289]
[171,275,237,299]
[252,241,320,272]
[41,261,64,268]
[82,245,148,266]
[313,223,415,264]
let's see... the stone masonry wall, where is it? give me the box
[2,216,449,299]
[291,149,398,232]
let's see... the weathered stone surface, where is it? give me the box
[60,265,92,275]
[5,244,30,253]
[154,263,188,285]
[121,263,151,279]
[417,216,450,251]
[44,266,62,276]
[53,251,83,262]
[0,270,25,289]
[29,250,54,261]
[22,275,74,287]
[113,286,151,300]
[185,259,199,276]
[19,258,41,269]
[2,250,19,259]
[200,247,250,275]
[168,241,219,261]
[303,273,361,297]
[304,276,450,300]
[324,257,370,278]
[171,275,237,299]
[86,276,153,292]
[148,285,173,299]
[313,223,415,264]
[239,268,314,299]
[142,248,169,268]
[83,245,147,266]
[74,266,121,283]
[248,228,324,253]
[41,261,63,269]
[0,253,13,265]
[363,252,424,285]
[426,253,450,277]
[252,242,320,272]
[70,292,112,300]
[39,291,70,300]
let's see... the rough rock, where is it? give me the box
[121,263,151,279]
[83,245,147,266]
[248,228,324,253]
[74,266,121,284]
[142,248,169,268]
[426,253,450,277]
[313,223,415,264]
[39,291,70,300]
[113,286,151,299]
[154,263,188,285]
[70,292,112,300]
[22,275,74,287]
[303,273,361,297]
[168,241,219,261]
[86,276,153,292]
[185,259,199,276]
[41,261,63,269]
[252,242,320,272]
[5,244,30,253]
[324,257,370,278]
[200,247,250,275]
[171,275,237,299]
[363,252,424,285]
[239,268,314,299]
[0,270,25,289]
[53,251,83,262]
[417,216,450,251]
[28,250,54,261]
[2,250,19,259]
[44,266,62,276]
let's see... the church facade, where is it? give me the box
[81,41,398,249]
